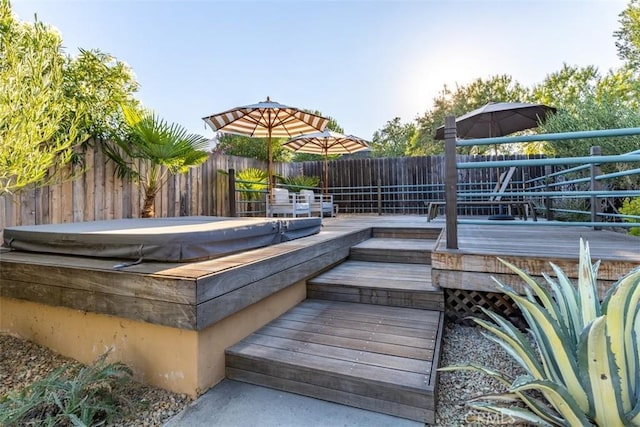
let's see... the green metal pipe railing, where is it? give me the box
[443,119,640,249]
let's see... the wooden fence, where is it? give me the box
[300,155,546,214]
[0,143,296,233]
[0,146,545,233]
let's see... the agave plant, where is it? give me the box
[440,239,640,426]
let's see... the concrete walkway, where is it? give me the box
[163,380,423,427]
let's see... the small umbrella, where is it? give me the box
[434,101,556,219]
[202,97,329,200]
[283,129,369,194]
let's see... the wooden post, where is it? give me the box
[590,146,602,230]
[228,169,237,217]
[377,178,382,216]
[444,116,458,249]
[544,165,553,221]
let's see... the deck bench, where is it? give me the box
[426,200,537,222]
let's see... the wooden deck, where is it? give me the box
[3,213,638,422]
[226,299,444,423]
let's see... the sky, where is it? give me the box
[11,0,628,142]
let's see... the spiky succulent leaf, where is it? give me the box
[472,317,544,378]
[549,262,583,337]
[577,316,625,426]
[439,362,563,425]
[578,240,600,326]
[601,268,640,414]
[543,271,579,345]
[468,402,558,427]
[510,376,594,426]
[509,292,589,412]
[498,257,563,326]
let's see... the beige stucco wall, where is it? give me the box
[0,281,306,397]
[196,280,306,394]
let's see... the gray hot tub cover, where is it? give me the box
[2,216,321,262]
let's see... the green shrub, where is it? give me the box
[620,197,640,236]
[440,239,640,426]
[0,351,133,426]
[218,168,268,202]
[235,168,268,202]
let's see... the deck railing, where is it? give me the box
[443,116,640,249]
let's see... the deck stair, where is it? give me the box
[226,227,444,424]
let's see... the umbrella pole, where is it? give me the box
[324,153,329,195]
[268,127,273,204]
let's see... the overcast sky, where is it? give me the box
[12,0,628,140]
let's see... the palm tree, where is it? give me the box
[103,106,209,217]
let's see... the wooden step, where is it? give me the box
[349,237,437,264]
[226,299,444,424]
[372,227,442,240]
[307,260,444,311]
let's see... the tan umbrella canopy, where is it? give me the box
[202,97,329,200]
[283,129,369,194]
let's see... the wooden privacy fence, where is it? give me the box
[299,155,546,214]
[0,144,545,233]
[0,142,296,233]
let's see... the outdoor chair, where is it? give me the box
[267,188,311,217]
[300,190,336,217]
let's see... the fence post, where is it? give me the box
[228,169,237,217]
[377,179,382,215]
[544,165,553,221]
[444,116,458,249]
[590,146,602,230]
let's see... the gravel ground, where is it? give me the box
[0,334,193,426]
[436,323,528,426]
[2,322,527,426]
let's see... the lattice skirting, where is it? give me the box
[444,288,527,329]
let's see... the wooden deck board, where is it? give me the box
[349,237,435,264]
[267,318,434,350]
[307,260,444,310]
[309,261,435,291]
[225,368,432,422]
[352,238,437,251]
[225,299,441,423]
[289,299,441,326]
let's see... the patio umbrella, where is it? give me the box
[202,97,330,200]
[433,101,556,140]
[283,129,369,194]
[433,101,556,219]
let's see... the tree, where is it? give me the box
[0,0,82,195]
[407,75,530,156]
[614,0,640,70]
[102,106,209,218]
[534,66,640,158]
[216,134,291,163]
[370,117,416,158]
[64,48,139,142]
[0,1,139,196]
